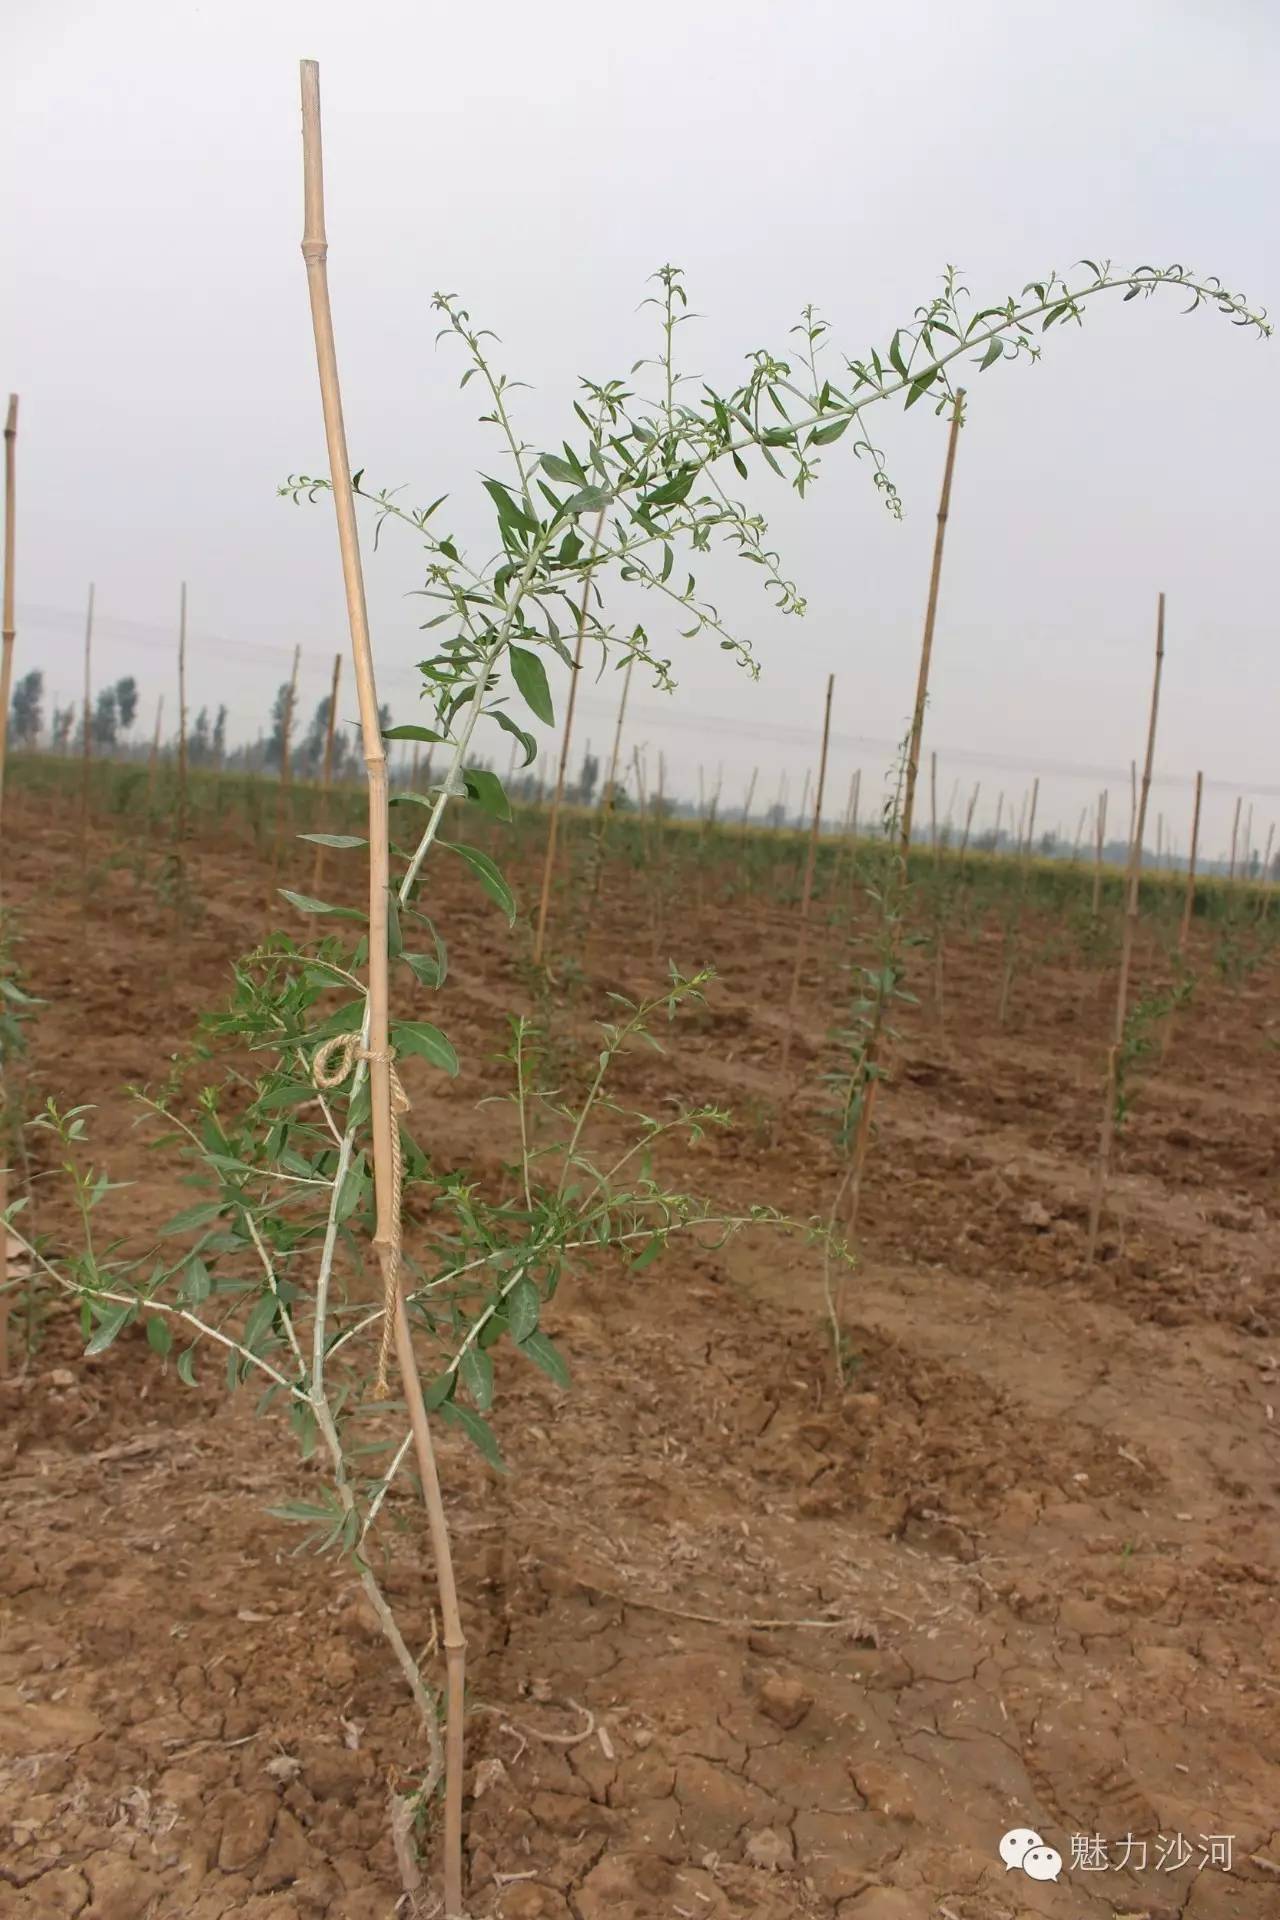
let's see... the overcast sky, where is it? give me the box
[2,0,1277,857]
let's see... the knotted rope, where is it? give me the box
[312,1031,410,1398]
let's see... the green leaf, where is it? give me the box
[563,484,612,514]
[629,1235,666,1272]
[506,1276,540,1343]
[422,1369,456,1410]
[279,889,367,923]
[483,476,539,537]
[177,1347,199,1387]
[401,951,444,991]
[180,1256,212,1304]
[243,1292,279,1353]
[297,833,366,850]
[392,1021,459,1077]
[335,1151,368,1223]
[384,724,449,742]
[146,1315,172,1357]
[459,1345,495,1412]
[904,368,940,409]
[441,1400,506,1471]
[440,842,516,924]
[160,1201,224,1235]
[809,416,850,446]
[509,646,554,727]
[491,709,537,768]
[464,767,512,822]
[518,1329,570,1389]
[978,338,1004,369]
[540,452,582,484]
[85,1301,134,1357]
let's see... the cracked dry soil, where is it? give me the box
[2,800,1278,1920]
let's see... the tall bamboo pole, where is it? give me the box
[1087,594,1166,1264]
[532,509,605,966]
[312,650,343,894]
[0,396,17,836]
[1245,803,1255,881]
[740,766,758,827]
[600,655,633,817]
[80,585,95,851]
[1091,789,1109,916]
[830,394,966,1351]
[1228,795,1241,884]
[273,640,301,871]
[1179,771,1202,953]
[176,584,190,847]
[958,780,980,867]
[780,673,834,1076]
[300,62,465,1918]
[901,389,965,848]
[997,776,1039,1026]
[146,696,165,814]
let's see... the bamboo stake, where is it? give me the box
[273,640,300,874]
[901,389,965,847]
[958,781,979,867]
[780,673,834,1077]
[312,651,343,894]
[1260,823,1275,919]
[993,790,1004,853]
[831,766,859,893]
[176,584,190,847]
[1228,795,1241,883]
[1245,803,1255,881]
[0,396,17,839]
[80,585,95,854]
[300,62,465,1917]
[741,766,758,827]
[1091,790,1108,916]
[532,509,606,967]
[1087,594,1165,1265]
[1178,772,1202,952]
[830,393,965,1356]
[146,696,164,813]
[589,653,635,900]
[997,776,1038,1025]
[600,655,633,817]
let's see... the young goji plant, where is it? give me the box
[6,90,1270,1913]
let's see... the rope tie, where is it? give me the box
[312,1031,411,1398]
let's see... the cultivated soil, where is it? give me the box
[2,795,1279,1920]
